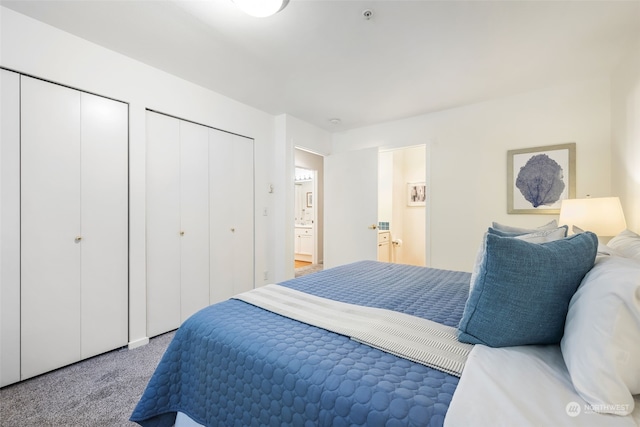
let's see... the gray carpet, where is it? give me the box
[0,331,175,427]
[1,271,320,426]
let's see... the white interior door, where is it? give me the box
[324,147,379,268]
[146,111,181,337]
[180,120,210,321]
[21,76,82,379]
[80,92,128,358]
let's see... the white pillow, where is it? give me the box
[597,244,623,257]
[607,229,640,262]
[491,219,558,234]
[514,226,567,243]
[573,226,622,257]
[561,256,640,415]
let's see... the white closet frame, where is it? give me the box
[1,72,129,384]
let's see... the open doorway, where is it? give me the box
[378,145,427,266]
[294,148,324,277]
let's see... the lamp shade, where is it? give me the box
[559,197,627,237]
[232,0,289,17]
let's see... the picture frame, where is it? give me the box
[407,182,426,206]
[507,143,575,214]
[306,192,313,208]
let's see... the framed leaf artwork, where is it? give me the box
[507,143,575,214]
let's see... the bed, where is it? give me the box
[131,227,640,427]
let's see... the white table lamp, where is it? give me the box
[559,197,627,241]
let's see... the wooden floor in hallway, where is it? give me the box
[294,260,312,269]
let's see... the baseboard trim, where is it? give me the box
[128,336,150,350]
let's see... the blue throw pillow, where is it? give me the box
[458,231,598,347]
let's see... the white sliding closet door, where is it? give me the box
[80,92,128,359]
[179,120,210,321]
[147,113,212,336]
[209,129,234,303]
[147,112,254,335]
[21,77,82,379]
[1,69,21,387]
[20,76,129,380]
[209,130,254,303]
[146,112,181,337]
[231,135,255,293]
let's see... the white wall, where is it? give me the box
[1,6,276,347]
[611,44,640,233]
[333,78,612,272]
[3,4,634,347]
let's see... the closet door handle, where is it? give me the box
[230,228,235,232]
[75,236,82,242]
[180,231,185,236]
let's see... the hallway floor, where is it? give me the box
[294,262,323,278]
[294,260,311,269]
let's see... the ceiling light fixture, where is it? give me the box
[329,118,342,125]
[232,0,289,18]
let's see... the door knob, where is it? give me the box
[368,224,378,230]
[75,236,82,242]
[180,231,185,236]
[231,228,236,232]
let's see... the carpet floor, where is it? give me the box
[0,331,175,427]
[1,269,323,426]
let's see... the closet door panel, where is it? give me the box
[80,93,129,358]
[20,76,81,379]
[179,121,210,321]
[231,135,254,293]
[146,112,181,337]
[1,69,21,387]
[209,129,235,303]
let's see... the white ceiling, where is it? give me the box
[2,0,639,131]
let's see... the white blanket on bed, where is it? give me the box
[445,344,640,427]
[234,284,473,377]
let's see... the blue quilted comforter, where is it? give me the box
[130,261,471,427]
